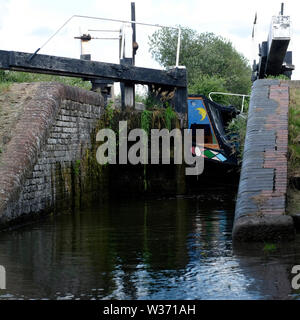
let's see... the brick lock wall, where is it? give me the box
[232,80,295,241]
[0,82,104,227]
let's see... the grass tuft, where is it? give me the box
[0,70,91,90]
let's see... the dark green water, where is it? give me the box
[0,190,300,300]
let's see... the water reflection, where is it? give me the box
[233,240,300,300]
[0,191,299,300]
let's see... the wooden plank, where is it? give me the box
[0,50,187,87]
[174,86,187,114]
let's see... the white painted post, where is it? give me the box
[176,28,181,67]
[124,23,134,108]
[124,23,133,59]
[120,21,135,109]
[241,95,245,113]
[81,38,90,56]
[0,265,6,290]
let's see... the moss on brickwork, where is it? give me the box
[80,135,109,206]
[52,136,110,212]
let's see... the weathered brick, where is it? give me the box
[0,82,104,226]
[233,80,292,242]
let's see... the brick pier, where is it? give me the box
[232,79,295,241]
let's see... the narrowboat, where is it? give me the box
[188,95,239,170]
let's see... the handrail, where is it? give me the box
[208,92,250,113]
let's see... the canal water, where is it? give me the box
[0,188,300,300]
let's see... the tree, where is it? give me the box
[148,27,252,99]
[188,74,227,103]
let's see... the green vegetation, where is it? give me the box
[0,70,91,91]
[263,243,277,252]
[139,96,177,192]
[189,74,228,104]
[97,100,179,148]
[288,88,300,175]
[164,104,176,131]
[74,159,81,177]
[226,115,248,163]
[0,81,11,94]
[105,101,115,129]
[149,27,252,105]
[140,88,177,133]
[287,87,300,215]
[96,99,180,193]
[266,74,290,80]
[141,109,152,134]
